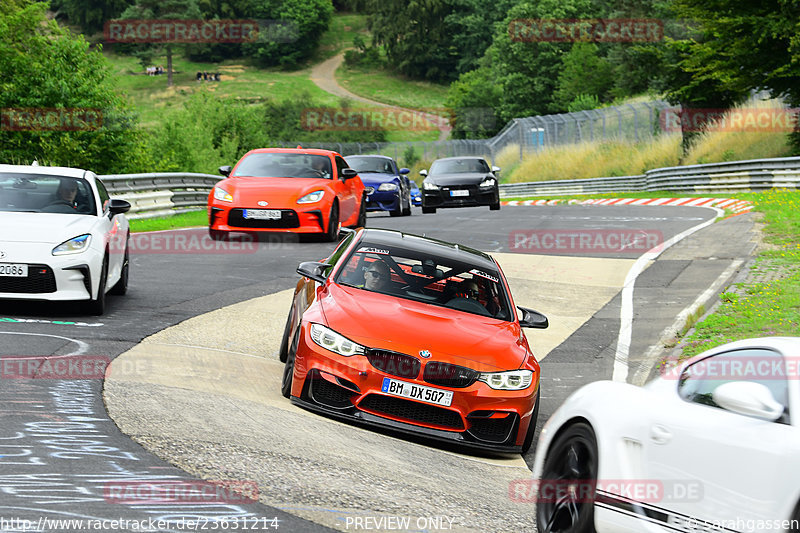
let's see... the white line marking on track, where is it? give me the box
[611,206,724,383]
[0,331,89,356]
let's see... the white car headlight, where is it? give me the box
[310,323,365,357]
[378,183,399,192]
[52,234,92,256]
[297,190,325,204]
[479,178,496,188]
[478,369,533,390]
[214,187,233,202]
[423,182,439,190]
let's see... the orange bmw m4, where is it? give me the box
[208,148,366,242]
[278,228,548,453]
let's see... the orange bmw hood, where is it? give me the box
[221,177,329,206]
[319,283,530,373]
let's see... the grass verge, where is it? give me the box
[129,210,207,233]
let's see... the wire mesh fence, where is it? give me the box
[282,100,670,164]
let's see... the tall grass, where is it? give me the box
[682,100,794,165]
[505,99,797,183]
[506,134,682,183]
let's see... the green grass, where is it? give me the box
[314,13,370,61]
[336,65,450,111]
[681,190,800,356]
[129,210,207,232]
[107,51,342,128]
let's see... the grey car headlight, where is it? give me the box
[423,182,439,190]
[479,178,496,188]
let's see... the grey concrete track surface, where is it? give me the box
[0,205,757,533]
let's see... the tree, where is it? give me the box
[553,43,614,111]
[366,0,513,82]
[53,0,132,34]
[118,0,203,87]
[664,0,800,151]
[0,0,144,173]
[242,0,334,68]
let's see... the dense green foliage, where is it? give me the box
[242,0,334,68]
[0,0,144,173]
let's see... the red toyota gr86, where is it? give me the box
[279,228,548,453]
[208,148,366,242]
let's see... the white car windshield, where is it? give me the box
[0,174,96,215]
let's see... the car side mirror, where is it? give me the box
[108,199,131,216]
[517,306,548,329]
[419,169,428,177]
[399,168,410,175]
[296,261,332,284]
[492,166,501,174]
[341,168,358,180]
[712,381,784,421]
[219,165,232,177]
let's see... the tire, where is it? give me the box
[536,422,598,533]
[422,206,436,214]
[109,244,129,296]
[355,198,367,228]
[521,388,541,455]
[278,305,294,363]
[281,326,300,398]
[402,190,412,216]
[389,194,402,217]
[324,203,340,242]
[83,255,108,316]
[209,228,227,241]
[490,187,501,210]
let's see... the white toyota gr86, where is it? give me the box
[0,164,131,315]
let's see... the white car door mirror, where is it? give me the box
[712,381,784,421]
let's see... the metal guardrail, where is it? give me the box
[499,157,800,198]
[100,157,800,218]
[100,172,221,219]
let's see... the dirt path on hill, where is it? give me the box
[310,53,450,141]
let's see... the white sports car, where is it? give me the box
[0,164,131,315]
[532,337,800,533]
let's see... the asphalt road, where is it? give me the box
[0,204,756,532]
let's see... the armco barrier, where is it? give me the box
[100,172,220,219]
[499,156,800,198]
[100,157,800,218]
